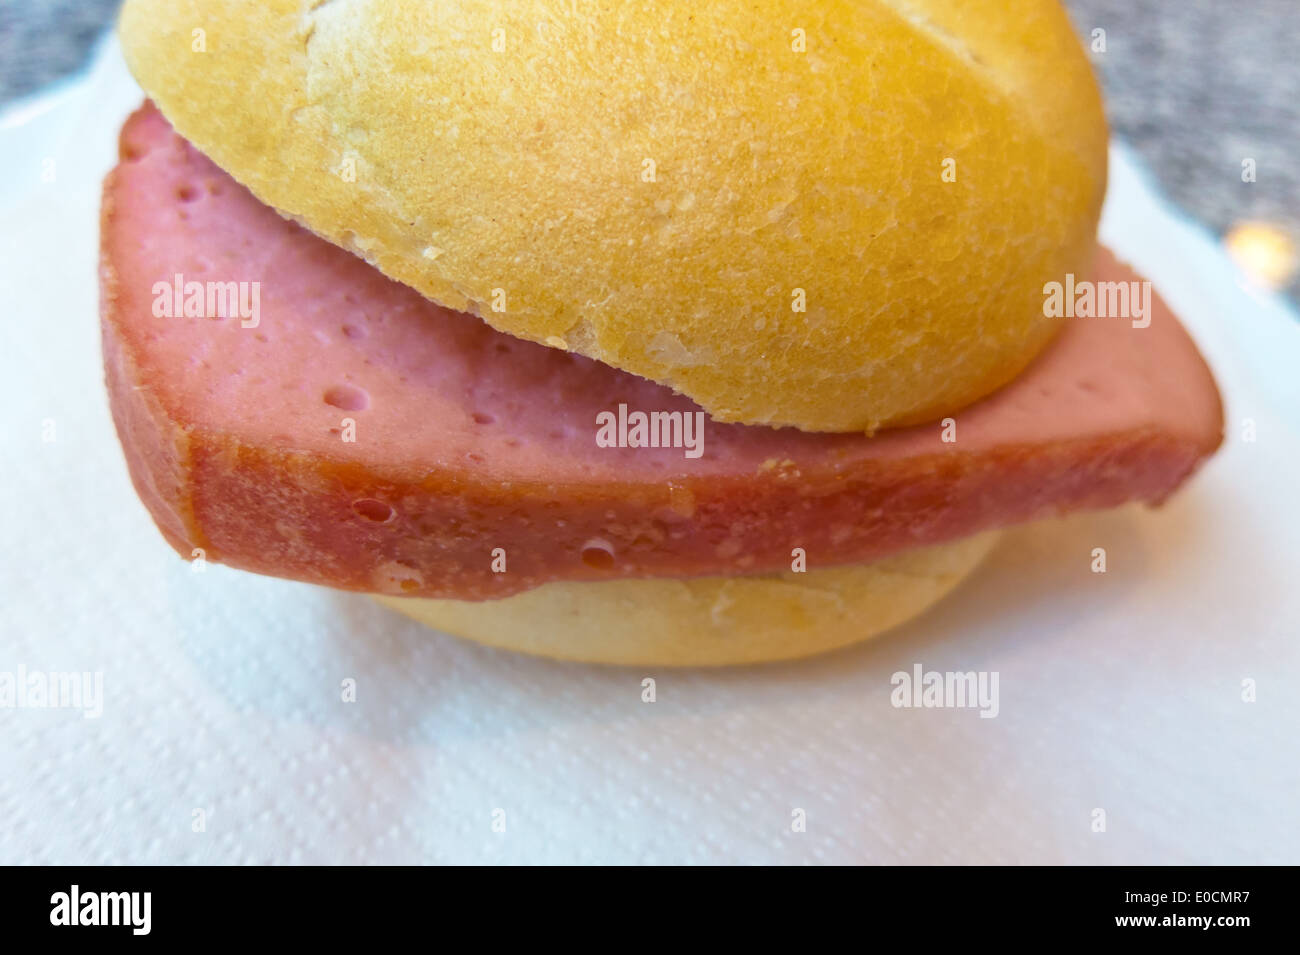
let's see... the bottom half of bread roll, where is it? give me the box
[376,532,999,666]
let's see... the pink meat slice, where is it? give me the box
[100,103,1223,599]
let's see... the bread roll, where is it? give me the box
[375,532,999,665]
[118,0,1107,432]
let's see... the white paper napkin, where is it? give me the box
[1,36,1296,865]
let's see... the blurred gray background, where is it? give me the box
[1,0,1296,302]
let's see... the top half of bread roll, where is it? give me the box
[118,0,1107,433]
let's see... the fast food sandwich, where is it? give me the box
[101,0,1223,664]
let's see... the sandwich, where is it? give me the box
[102,0,1223,665]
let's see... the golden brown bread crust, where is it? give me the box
[376,531,1001,666]
[118,0,1108,432]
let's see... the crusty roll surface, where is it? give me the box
[376,532,1000,666]
[119,0,1108,432]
